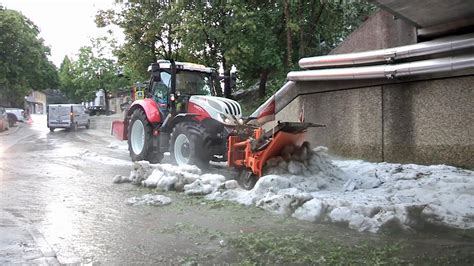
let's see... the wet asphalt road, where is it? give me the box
[0,114,270,264]
[1,115,473,265]
[0,115,134,264]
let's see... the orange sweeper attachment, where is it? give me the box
[227,122,324,189]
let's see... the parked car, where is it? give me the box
[6,108,25,124]
[0,107,10,132]
[47,104,90,132]
[87,106,106,116]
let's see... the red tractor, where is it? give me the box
[112,60,320,189]
[112,60,243,168]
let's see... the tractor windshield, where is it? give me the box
[176,71,212,96]
[150,70,213,102]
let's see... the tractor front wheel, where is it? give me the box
[127,109,163,163]
[170,122,210,169]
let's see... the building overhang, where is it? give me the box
[369,0,474,37]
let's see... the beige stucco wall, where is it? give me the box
[382,76,474,167]
[280,75,473,168]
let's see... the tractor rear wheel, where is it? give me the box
[170,122,210,169]
[128,109,163,163]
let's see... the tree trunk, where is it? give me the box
[150,41,157,62]
[209,46,223,96]
[167,23,172,58]
[222,58,232,98]
[258,69,270,98]
[308,0,326,50]
[103,88,109,112]
[214,82,223,97]
[223,69,231,98]
[298,0,305,58]
[283,0,293,67]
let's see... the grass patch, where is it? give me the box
[228,231,408,265]
[159,221,196,234]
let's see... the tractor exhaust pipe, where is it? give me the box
[170,59,177,112]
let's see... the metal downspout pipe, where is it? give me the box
[288,55,474,81]
[298,33,474,69]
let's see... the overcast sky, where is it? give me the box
[2,0,123,67]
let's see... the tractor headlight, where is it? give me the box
[219,113,237,126]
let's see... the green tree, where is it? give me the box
[95,1,376,101]
[96,1,184,82]
[229,1,284,98]
[58,56,79,102]
[58,44,129,109]
[178,0,248,97]
[0,6,58,106]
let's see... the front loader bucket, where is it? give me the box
[112,120,128,141]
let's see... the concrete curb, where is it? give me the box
[0,209,59,264]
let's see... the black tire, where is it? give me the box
[49,127,55,132]
[238,170,258,190]
[85,120,90,129]
[170,122,211,169]
[7,114,17,127]
[127,109,163,163]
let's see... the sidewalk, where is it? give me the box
[0,123,22,136]
[0,209,59,265]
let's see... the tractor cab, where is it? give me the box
[147,60,216,116]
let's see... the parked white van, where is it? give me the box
[47,104,90,132]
